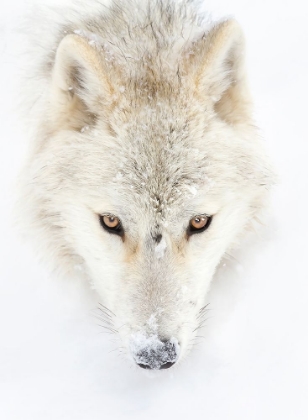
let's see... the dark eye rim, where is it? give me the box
[187,214,213,237]
[99,214,124,237]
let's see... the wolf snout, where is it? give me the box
[130,334,180,370]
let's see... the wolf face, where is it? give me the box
[20,1,273,369]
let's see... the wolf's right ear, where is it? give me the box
[50,34,113,129]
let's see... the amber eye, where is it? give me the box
[99,214,124,237]
[187,214,212,236]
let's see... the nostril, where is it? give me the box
[159,361,175,370]
[137,363,152,370]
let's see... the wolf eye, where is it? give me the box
[99,214,124,237]
[187,215,212,236]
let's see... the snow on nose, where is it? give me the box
[130,333,180,370]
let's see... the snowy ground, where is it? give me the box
[0,1,307,419]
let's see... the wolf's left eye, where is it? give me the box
[187,214,212,236]
[99,214,124,237]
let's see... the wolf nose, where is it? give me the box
[132,337,180,370]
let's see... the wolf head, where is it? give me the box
[20,3,273,370]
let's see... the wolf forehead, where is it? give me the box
[53,89,214,220]
[66,89,212,214]
[109,104,208,194]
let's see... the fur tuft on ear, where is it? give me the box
[50,34,113,130]
[189,19,252,125]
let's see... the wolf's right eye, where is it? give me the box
[99,214,124,237]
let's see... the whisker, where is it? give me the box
[225,253,240,264]
[92,314,114,325]
[97,308,112,319]
[192,322,207,332]
[199,303,210,311]
[97,324,118,333]
[196,312,210,322]
[98,303,116,317]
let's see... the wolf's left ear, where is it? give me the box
[50,34,113,129]
[191,20,251,124]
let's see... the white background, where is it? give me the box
[0,1,307,419]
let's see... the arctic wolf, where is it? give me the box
[19,0,273,370]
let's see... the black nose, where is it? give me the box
[138,360,175,370]
[134,339,179,370]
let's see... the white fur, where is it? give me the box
[17,0,274,368]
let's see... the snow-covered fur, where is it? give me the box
[18,0,274,369]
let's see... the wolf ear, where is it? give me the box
[50,34,113,129]
[192,20,251,124]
